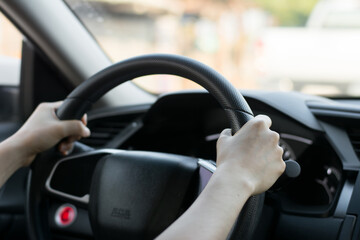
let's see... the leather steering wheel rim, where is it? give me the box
[28,54,264,240]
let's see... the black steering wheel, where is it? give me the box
[26,54,264,240]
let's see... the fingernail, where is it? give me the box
[84,114,88,125]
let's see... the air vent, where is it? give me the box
[348,128,360,160]
[80,114,142,148]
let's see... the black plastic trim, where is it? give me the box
[319,121,360,170]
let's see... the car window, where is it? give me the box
[0,12,22,86]
[64,0,360,97]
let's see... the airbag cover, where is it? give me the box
[89,151,198,239]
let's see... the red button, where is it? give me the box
[55,204,77,227]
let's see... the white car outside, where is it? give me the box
[256,0,360,95]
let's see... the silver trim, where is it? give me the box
[45,149,124,204]
[280,133,313,145]
[46,150,217,204]
[205,133,220,142]
[205,133,313,146]
[198,159,217,173]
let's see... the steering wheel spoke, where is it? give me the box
[45,149,120,204]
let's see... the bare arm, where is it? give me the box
[0,102,90,187]
[156,115,285,240]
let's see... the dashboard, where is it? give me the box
[43,90,360,239]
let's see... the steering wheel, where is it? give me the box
[26,54,264,240]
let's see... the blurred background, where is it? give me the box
[3,0,360,96]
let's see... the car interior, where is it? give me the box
[0,0,359,239]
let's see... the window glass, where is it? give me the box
[64,0,360,97]
[0,12,22,86]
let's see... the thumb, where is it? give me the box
[218,128,232,140]
[61,120,91,138]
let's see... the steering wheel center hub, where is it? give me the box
[89,151,198,239]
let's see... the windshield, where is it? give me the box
[65,0,360,96]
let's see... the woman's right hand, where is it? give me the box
[216,114,285,195]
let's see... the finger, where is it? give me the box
[61,120,91,138]
[217,129,232,144]
[36,101,63,113]
[44,101,65,120]
[219,128,232,138]
[58,134,83,156]
[217,128,231,148]
[58,141,75,156]
[254,114,272,128]
[46,101,64,109]
[81,114,88,126]
[62,135,81,144]
[234,115,272,134]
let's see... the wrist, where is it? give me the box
[8,130,36,167]
[0,132,35,187]
[213,163,255,197]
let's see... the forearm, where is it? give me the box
[156,166,253,240]
[0,133,30,187]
